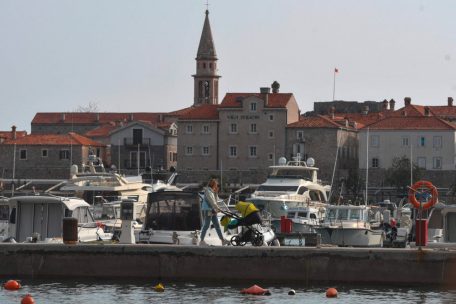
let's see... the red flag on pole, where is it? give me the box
[335,68,339,73]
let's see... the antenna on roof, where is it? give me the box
[205,0,210,11]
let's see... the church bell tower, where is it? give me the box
[193,10,220,105]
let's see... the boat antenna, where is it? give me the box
[328,133,341,203]
[365,127,369,205]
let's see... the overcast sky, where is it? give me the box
[1,0,455,132]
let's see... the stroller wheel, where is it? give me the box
[230,235,246,246]
[252,233,264,247]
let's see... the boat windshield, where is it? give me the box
[338,209,349,220]
[349,209,362,220]
[328,209,337,220]
[257,185,298,192]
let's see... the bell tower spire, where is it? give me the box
[193,9,220,105]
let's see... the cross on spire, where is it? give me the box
[205,0,209,11]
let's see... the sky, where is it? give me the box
[1,0,456,132]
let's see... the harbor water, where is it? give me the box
[0,279,455,304]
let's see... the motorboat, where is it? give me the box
[246,156,329,231]
[0,195,111,243]
[286,206,326,233]
[138,191,235,245]
[316,204,384,247]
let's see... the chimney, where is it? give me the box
[382,99,388,110]
[159,114,164,122]
[389,99,396,110]
[61,113,66,122]
[11,125,17,140]
[345,119,349,127]
[404,97,411,106]
[260,87,270,105]
[96,113,100,122]
[402,110,407,116]
[129,113,134,121]
[424,106,430,116]
[362,105,369,115]
[271,81,280,93]
[448,97,453,107]
[329,106,335,119]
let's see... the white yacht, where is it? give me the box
[0,195,111,243]
[247,156,329,232]
[316,204,384,247]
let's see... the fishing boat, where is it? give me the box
[0,195,111,243]
[316,204,384,247]
[246,156,329,232]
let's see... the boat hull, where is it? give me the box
[317,227,384,247]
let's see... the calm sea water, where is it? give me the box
[1,279,455,304]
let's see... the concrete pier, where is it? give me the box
[1,244,456,287]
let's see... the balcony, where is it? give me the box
[123,137,152,146]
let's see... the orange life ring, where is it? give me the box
[408,180,438,210]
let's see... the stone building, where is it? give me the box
[0,132,105,180]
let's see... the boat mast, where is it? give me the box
[365,128,369,205]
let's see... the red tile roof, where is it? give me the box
[31,112,166,125]
[288,115,350,129]
[333,112,387,128]
[390,104,427,117]
[178,104,220,120]
[220,93,293,108]
[429,105,456,118]
[361,116,456,130]
[3,132,105,146]
[84,123,119,138]
[0,130,27,139]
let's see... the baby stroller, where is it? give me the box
[220,201,274,246]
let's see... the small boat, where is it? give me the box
[138,191,234,245]
[286,206,326,233]
[0,195,111,243]
[316,204,384,247]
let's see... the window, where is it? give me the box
[202,146,209,156]
[19,149,27,160]
[269,114,274,121]
[250,102,257,112]
[0,205,9,220]
[297,131,304,141]
[417,157,426,169]
[419,136,426,147]
[186,125,193,134]
[433,136,442,148]
[185,146,193,155]
[433,157,442,169]
[172,153,177,162]
[202,125,209,134]
[229,146,237,158]
[130,151,146,168]
[59,150,70,160]
[268,130,274,138]
[41,149,48,158]
[249,146,257,158]
[268,153,273,161]
[401,137,409,147]
[371,157,379,168]
[229,123,238,134]
[250,123,257,134]
[370,135,379,147]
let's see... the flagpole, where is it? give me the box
[332,68,337,101]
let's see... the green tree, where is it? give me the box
[385,156,422,193]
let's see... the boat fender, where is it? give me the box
[240,284,269,295]
[154,283,165,292]
[408,180,438,210]
[326,287,338,298]
[21,294,35,304]
[288,289,296,295]
[3,279,21,290]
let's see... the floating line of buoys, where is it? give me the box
[3,280,21,290]
[240,284,270,295]
[154,283,165,292]
[21,294,35,304]
[326,287,338,298]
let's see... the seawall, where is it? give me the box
[1,244,455,287]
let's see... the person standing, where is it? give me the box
[200,178,229,246]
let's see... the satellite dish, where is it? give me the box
[306,157,315,167]
[278,157,287,165]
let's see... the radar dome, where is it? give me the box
[278,157,287,165]
[306,157,315,167]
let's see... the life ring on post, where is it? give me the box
[408,180,438,210]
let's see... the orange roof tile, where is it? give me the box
[0,130,27,139]
[220,93,293,108]
[288,115,346,129]
[178,104,219,120]
[3,132,105,146]
[361,116,456,130]
[390,104,427,117]
[31,112,166,125]
[429,105,456,118]
[84,123,119,137]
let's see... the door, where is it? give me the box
[132,128,143,145]
[17,203,34,242]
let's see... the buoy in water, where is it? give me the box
[288,289,296,295]
[3,280,21,290]
[240,284,269,295]
[154,283,165,292]
[326,287,338,298]
[21,294,35,304]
